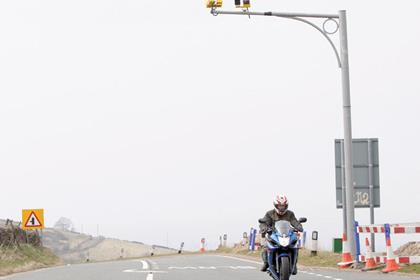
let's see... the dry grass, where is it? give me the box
[0,245,60,276]
[298,249,341,267]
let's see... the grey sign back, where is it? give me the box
[335,138,380,208]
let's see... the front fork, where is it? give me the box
[267,248,298,278]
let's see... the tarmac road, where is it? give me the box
[2,254,420,280]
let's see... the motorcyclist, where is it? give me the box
[259,194,303,274]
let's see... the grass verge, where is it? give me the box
[398,264,420,274]
[0,244,61,276]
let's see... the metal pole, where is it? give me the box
[367,140,375,251]
[339,10,356,257]
[340,140,347,237]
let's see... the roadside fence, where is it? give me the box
[0,219,41,248]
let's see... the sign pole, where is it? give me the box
[339,10,356,257]
[367,139,375,251]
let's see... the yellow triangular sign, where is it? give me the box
[24,211,42,228]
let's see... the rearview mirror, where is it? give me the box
[299,217,307,223]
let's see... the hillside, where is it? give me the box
[42,228,177,263]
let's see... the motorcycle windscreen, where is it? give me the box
[275,220,291,236]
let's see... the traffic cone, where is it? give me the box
[364,238,377,270]
[337,233,354,268]
[382,235,400,273]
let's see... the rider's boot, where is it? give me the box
[261,250,269,272]
[292,251,298,275]
[261,262,269,272]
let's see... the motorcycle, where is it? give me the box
[265,218,307,280]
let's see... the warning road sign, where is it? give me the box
[22,209,44,230]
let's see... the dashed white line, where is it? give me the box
[146,273,153,280]
[123,269,167,273]
[196,255,346,280]
[198,266,217,269]
[216,255,262,265]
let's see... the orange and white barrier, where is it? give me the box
[382,223,400,273]
[356,222,420,273]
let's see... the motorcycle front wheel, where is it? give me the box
[280,256,290,280]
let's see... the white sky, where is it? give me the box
[1,0,419,251]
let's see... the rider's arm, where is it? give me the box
[289,211,303,232]
[258,212,273,237]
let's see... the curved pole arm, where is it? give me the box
[284,16,341,68]
[211,9,342,68]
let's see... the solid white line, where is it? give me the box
[146,273,153,280]
[141,260,150,270]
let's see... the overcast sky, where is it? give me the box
[1,0,419,251]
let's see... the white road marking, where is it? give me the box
[227,266,257,270]
[146,273,153,280]
[302,271,343,280]
[123,269,167,273]
[198,266,217,269]
[167,266,256,270]
[215,255,316,275]
[140,260,150,270]
[216,255,262,265]
[168,266,198,270]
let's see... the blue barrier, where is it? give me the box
[354,221,360,263]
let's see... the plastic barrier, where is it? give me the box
[357,222,420,273]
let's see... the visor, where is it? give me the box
[275,204,287,213]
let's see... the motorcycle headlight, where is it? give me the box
[279,237,290,247]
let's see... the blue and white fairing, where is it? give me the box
[266,221,299,280]
[266,221,298,250]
